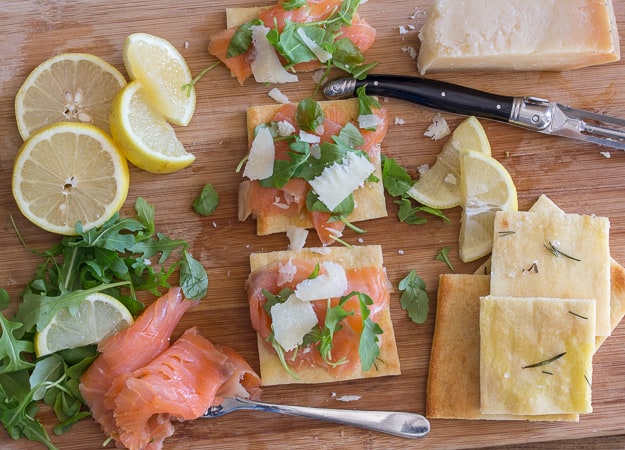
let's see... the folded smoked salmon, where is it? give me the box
[239,96,388,246]
[246,245,401,385]
[208,0,377,85]
[80,288,261,450]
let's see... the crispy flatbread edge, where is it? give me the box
[426,274,579,422]
[249,245,401,386]
[240,98,388,236]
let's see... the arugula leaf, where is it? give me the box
[295,98,324,132]
[382,157,414,198]
[259,139,311,189]
[435,246,455,271]
[0,314,34,373]
[226,18,263,58]
[262,288,294,314]
[356,85,381,116]
[273,21,321,65]
[281,0,306,10]
[331,37,365,72]
[398,270,430,324]
[306,189,355,216]
[0,289,8,310]
[180,250,208,300]
[360,318,383,371]
[192,183,219,216]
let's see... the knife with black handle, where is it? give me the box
[323,74,625,151]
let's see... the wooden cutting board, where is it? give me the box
[2,1,625,449]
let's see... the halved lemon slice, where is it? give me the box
[15,53,126,141]
[110,81,195,173]
[407,116,491,209]
[12,122,129,235]
[122,32,196,126]
[459,150,518,262]
[34,292,133,357]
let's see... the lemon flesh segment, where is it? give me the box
[111,81,195,174]
[34,292,133,357]
[12,122,130,235]
[407,116,491,209]
[15,53,126,141]
[123,32,196,126]
[459,150,518,262]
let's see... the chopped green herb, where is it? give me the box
[522,352,566,369]
[192,183,220,216]
[569,310,589,320]
[226,18,263,58]
[398,270,429,324]
[435,247,455,271]
[295,98,325,132]
[281,0,306,10]
[382,157,414,198]
[544,241,581,262]
[497,230,516,237]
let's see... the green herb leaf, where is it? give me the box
[192,183,220,216]
[382,157,414,198]
[179,251,208,300]
[295,98,325,132]
[226,18,263,58]
[0,289,9,310]
[281,0,306,10]
[306,190,355,216]
[360,318,383,371]
[394,197,449,225]
[398,270,430,324]
[435,246,455,271]
[356,85,381,116]
[0,314,34,373]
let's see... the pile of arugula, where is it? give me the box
[0,197,208,449]
[228,0,378,81]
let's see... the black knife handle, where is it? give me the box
[350,75,514,122]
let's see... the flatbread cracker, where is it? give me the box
[426,274,578,421]
[480,295,595,416]
[248,245,401,385]
[240,98,387,236]
[490,209,611,336]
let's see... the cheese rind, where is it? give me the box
[480,295,595,415]
[418,0,621,75]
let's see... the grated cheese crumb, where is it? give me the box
[398,249,405,255]
[600,151,611,158]
[424,113,450,140]
[268,87,290,104]
[417,163,430,176]
[394,116,406,125]
[401,46,418,60]
[336,395,362,402]
[277,120,296,137]
[444,173,458,185]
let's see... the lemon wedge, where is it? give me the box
[459,150,518,262]
[12,122,130,235]
[14,53,126,140]
[122,32,196,126]
[407,116,491,209]
[34,292,133,357]
[110,81,196,173]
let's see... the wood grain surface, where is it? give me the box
[2,1,625,449]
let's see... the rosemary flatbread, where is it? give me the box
[426,274,578,421]
[239,98,387,238]
[247,245,400,385]
[490,209,611,336]
[480,295,595,415]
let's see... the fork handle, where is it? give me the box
[227,396,430,439]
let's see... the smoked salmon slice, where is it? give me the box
[80,288,262,450]
[112,327,261,450]
[80,287,195,442]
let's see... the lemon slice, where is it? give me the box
[15,53,126,141]
[12,122,130,235]
[122,32,196,126]
[34,292,133,357]
[407,116,491,209]
[110,81,195,173]
[459,150,518,262]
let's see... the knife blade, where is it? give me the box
[323,75,625,151]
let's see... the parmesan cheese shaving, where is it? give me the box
[308,152,375,211]
[296,27,332,63]
[268,87,290,104]
[299,130,321,144]
[271,294,318,351]
[277,120,296,137]
[277,257,297,286]
[286,225,309,251]
[358,113,383,130]
[295,261,348,301]
[251,25,298,84]
[243,126,275,180]
[424,113,450,140]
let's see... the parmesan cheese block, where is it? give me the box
[426,274,577,421]
[417,0,621,75]
[490,210,611,337]
[480,296,595,415]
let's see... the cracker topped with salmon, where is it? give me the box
[239,94,388,246]
[246,245,401,385]
[208,0,377,85]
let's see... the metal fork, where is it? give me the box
[203,396,430,439]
